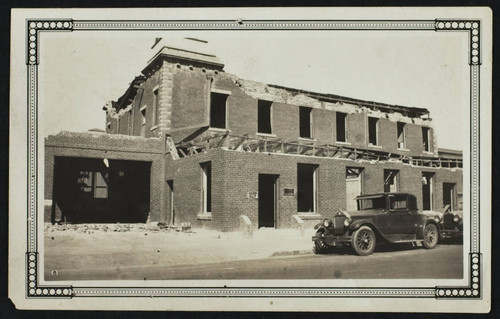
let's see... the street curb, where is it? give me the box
[270,249,314,257]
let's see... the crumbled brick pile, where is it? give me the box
[44,222,176,234]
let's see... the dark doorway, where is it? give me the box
[422,172,435,210]
[52,156,151,223]
[442,183,456,211]
[297,164,317,212]
[167,180,174,225]
[258,174,279,228]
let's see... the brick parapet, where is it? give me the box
[45,132,163,154]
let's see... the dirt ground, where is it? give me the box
[44,223,315,280]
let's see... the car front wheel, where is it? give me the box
[351,226,376,256]
[422,223,439,249]
[313,241,327,254]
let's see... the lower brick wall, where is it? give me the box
[44,132,463,231]
[165,149,463,232]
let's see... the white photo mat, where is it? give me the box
[9,8,491,312]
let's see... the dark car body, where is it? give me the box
[312,193,442,255]
[441,211,463,238]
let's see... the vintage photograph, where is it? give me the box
[42,32,465,281]
[9,7,491,312]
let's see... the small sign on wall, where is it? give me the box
[284,188,295,196]
[246,191,258,199]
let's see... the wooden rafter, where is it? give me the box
[173,133,462,169]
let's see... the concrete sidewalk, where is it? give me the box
[44,224,317,279]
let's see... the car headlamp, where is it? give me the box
[344,218,351,227]
[323,218,332,227]
[453,215,461,223]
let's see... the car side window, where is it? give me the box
[389,195,408,211]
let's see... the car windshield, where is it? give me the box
[358,196,386,210]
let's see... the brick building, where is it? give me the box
[45,39,463,231]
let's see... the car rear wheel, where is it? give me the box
[351,226,376,256]
[422,223,439,249]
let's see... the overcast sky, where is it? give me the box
[39,30,469,150]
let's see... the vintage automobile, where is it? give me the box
[441,210,463,239]
[312,193,442,256]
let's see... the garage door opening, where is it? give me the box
[51,157,151,223]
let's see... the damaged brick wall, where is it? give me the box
[165,148,462,232]
[164,149,217,228]
[106,47,439,159]
[170,64,210,132]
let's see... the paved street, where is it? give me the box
[46,243,462,280]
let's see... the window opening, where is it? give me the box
[336,112,347,142]
[201,162,212,212]
[422,172,434,210]
[346,167,364,211]
[210,92,227,129]
[299,106,312,138]
[384,169,400,192]
[397,122,406,149]
[128,107,133,135]
[368,117,379,145]
[422,127,431,152]
[77,171,108,199]
[140,106,146,137]
[152,88,159,126]
[258,100,272,134]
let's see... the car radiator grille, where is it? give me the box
[333,215,346,235]
[443,214,455,229]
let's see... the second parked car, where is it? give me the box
[312,193,442,256]
[441,210,463,239]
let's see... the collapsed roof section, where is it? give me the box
[102,75,146,116]
[230,75,430,120]
[104,42,431,122]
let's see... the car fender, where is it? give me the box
[418,219,442,240]
[313,222,323,230]
[348,220,390,242]
[349,219,375,231]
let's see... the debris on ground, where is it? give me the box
[44,222,184,233]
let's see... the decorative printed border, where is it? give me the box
[25,19,482,299]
